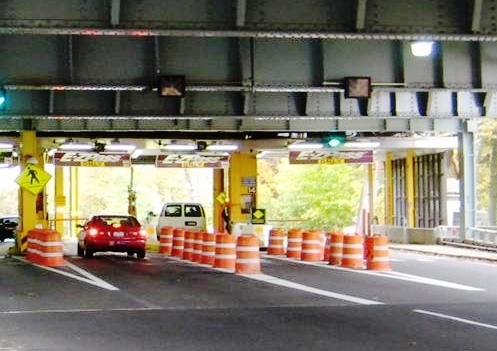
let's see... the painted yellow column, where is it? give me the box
[384,152,394,225]
[70,166,79,237]
[17,131,44,253]
[406,149,415,227]
[367,163,374,235]
[213,168,225,232]
[54,166,66,236]
[228,151,257,224]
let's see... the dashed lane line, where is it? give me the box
[414,309,497,330]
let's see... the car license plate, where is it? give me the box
[109,241,115,246]
[113,232,124,237]
[185,221,197,226]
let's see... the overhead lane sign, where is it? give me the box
[156,154,230,168]
[289,150,374,165]
[53,152,131,167]
[15,164,52,195]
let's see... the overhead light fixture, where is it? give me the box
[0,142,13,150]
[206,143,239,151]
[58,141,93,151]
[105,141,137,152]
[287,142,324,150]
[410,41,434,57]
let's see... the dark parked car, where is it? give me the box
[77,214,147,259]
[0,216,19,242]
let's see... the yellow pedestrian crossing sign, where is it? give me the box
[15,165,51,195]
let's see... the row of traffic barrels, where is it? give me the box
[158,226,261,274]
[26,229,65,267]
[268,228,390,271]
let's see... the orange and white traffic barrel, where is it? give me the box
[301,229,322,262]
[328,231,344,265]
[171,228,185,258]
[341,234,364,269]
[323,232,332,261]
[27,229,64,267]
[192,231,204,263]
[235,234,261,274]
[286,228,303,259]
[214,234,237,271]
[365,235,391,271]
[159,226,173,255]
[267,228,285,255]
[201,232,216,266]
[182,230,194,261]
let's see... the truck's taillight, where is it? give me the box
[88,228,98,236]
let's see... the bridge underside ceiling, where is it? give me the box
[0,0,496,137]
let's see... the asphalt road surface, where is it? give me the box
[0,242,496,351]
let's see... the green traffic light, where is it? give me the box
[323,132,346,148]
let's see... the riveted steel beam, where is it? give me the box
[110,0,121,27]
[356,0,367,31]
[237,0,247,28]
[1,27,497,42]
[472,0,484,33]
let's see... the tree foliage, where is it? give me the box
[258,158,364,231]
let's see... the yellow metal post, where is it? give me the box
[367,163,374,234]
[54,166,65,236]
[17,131,44,253]
[70,166,79,237]
[213,168,225,232]
[406,149,415,227]
[384,152,394,225]
[228,151,257,224]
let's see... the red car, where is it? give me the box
[77,215,147,259]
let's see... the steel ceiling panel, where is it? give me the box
[322,41,398,82]
[403,42,440,88]
[0,35,66,83]
[120,0,234,29]
[184,92,242,115]
[0,0,107,27]
[480,43,497,89]
[457,92,483,117]
[73,36,154,84]
[253,39,316,85]
[306,93,336,116]
[119,91,180,115]
[478,0,497,34]
[53,91,114,115]
[289,119,336,131]
[7,91,48,115]
[158,37,240,82]
[365,0,469,33]
[442,42,476,89]
[245,0,354,31]
[250,93,303,115]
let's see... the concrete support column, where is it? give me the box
[18,131,44,253]
[459,125,477,239]
[384,152,394,225]
[228,152,257,224]
[406,149,416,227]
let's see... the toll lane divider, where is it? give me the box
[266,228,391,271]
[26,229,65,267]
[159,229,262,275]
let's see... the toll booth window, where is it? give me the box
[165,205,182,217]
[184,205,201,217]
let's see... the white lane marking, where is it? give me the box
[238,273,383,305]
[165,256,382,304]
[265,255,485,291]
[416,258,436,262]
[414,309,497,330]
[13,257,119,291]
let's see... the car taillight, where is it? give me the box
[139,229,147,238]
[88,228,98,236]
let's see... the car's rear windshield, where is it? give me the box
[92,216,140,227]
